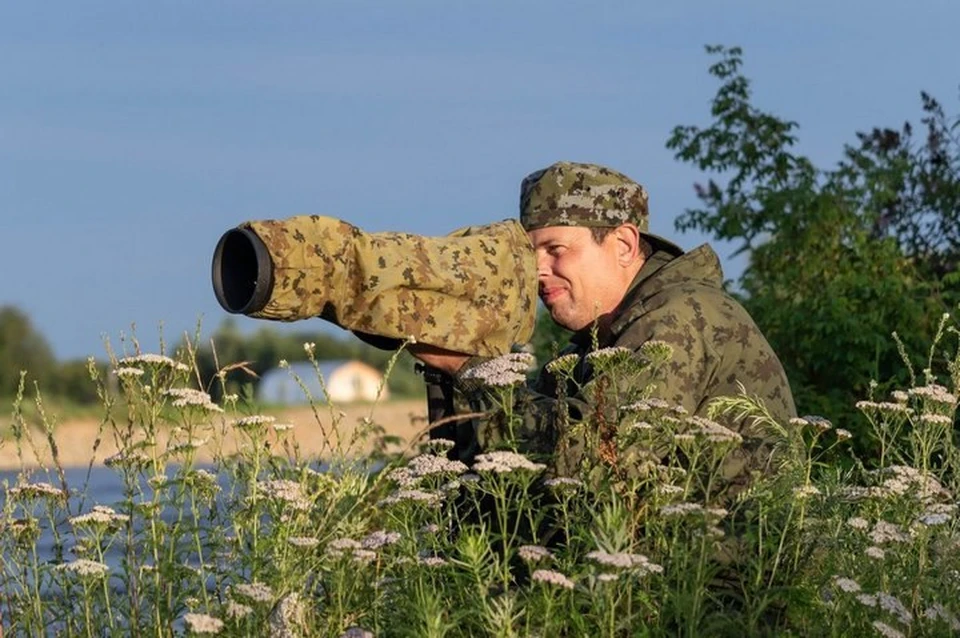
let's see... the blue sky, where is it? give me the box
[2,1,958,361]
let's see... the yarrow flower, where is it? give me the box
[183,613,224,634]
[870,521,911,545]
[923,603,960,630]
[257,479,311,511]
[55,559,109,578]
[164,388,223,412]
[231,581,274,603]
[872,621,905,638]
[586,550,663,574]
[847,517,870,530]
[69,505,130,528]
[865,546,885,560]
[117,353,189,371]
[832,575,861,593]
[660,502,704,517]
[225,600,253,619]
[288,536,320,548]
[232,415,276,429]
[835,428,853,441]
[545,353,579,376]
[531,569,575,590]
[361,530,402,549]
[8,481,67,502]
[460,352,534,387]
[919,413,953,426]
[876,592,913,625]
[114,367,145,378]
[472,451,545,474]
[544,477,583,489]
[585,346,636,369]
[793,485,821,499]
[379,489,444,507]
[908,384,957,406]
[686,415,742,444]
[419,556,449,567]
[518,545,553,562]
[405,454,469,478]
[638,340,674,362]
[855,401,911,415]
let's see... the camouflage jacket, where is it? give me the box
[452,244,796,493]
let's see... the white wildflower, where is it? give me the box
[586,551,662,574]
[835,428,853,441]
[379,489,444,507]
[406,454,469,477]
[164,388,223,412]
[460,353,534,387]
[7,482,66,501]
[183,613,224,634]
[545,353,579,376]
[870,521,911,545]
[865,546,886,559]
[114,367,145,378]
[288,536,320,548]
[847,517,870,530]
[661,502,704,517]
[908,384,957,406]
[872,621,905,638]
[544,477,583,489]
[472,451,545,474]
[361,530,402,550]
[585,346,635,367]
[876,592,913,625]
[919,413,952,426]
[518,545,553,562]
[258,479,311,511]
[531,569,575,590]
[923,603,960,630]
[793,485,821,499]
[70,505,129,527]
[419,556,449,567]
[55,559,109,578]
[232,414,276,429]
[857,593,878,607]
[832,576,861,593]
[687,415,743,444]
[231,581,274,603]
[225,600,253,619]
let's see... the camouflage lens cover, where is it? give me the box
[241,215,538,357]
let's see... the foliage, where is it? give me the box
[667,45,960,448]
[4,321,960,636]
[0,305,57,399]
[529,306,573,368]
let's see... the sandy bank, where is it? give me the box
[0,399,429,471]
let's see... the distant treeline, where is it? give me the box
[0,308,426,405]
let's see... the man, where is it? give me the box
[412,161,796,485]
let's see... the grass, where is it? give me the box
[2,323,960,636]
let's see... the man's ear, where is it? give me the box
[611,224,642,266]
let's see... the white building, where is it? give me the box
[258,360,389,404]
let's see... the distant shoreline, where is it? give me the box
[0,399,428,471]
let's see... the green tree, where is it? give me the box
[0,305,57,397]
[667,46,958,445]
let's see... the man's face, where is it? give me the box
[528,225,625,332]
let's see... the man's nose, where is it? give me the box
[536,253,551,277]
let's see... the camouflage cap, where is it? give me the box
[519,161,683,255]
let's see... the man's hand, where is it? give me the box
[408,343,471,376]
